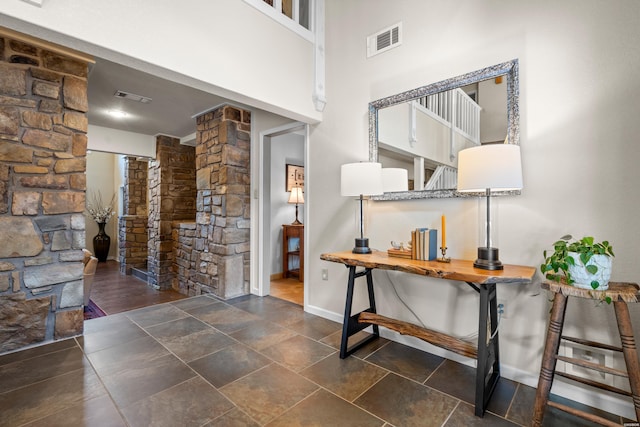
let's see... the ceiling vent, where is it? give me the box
[367,22,402,58]
[114,90,152,104]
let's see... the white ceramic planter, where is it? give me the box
[567,251,612,290]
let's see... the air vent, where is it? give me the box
[114,90,152,104]
[367,22,402,58]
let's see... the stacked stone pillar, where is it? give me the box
[194,105,251,299]
[147,136,196,289]
[0,33,90,353]
[118,156,148,274]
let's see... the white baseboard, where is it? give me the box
[303,304,635,420]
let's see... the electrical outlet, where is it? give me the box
[497,300,507,318]
[321,269,328,280]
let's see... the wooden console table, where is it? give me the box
[320,250,535,417]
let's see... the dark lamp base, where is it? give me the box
[474,247,504,270]
[352,237,372,254]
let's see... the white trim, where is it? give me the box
[312,0,326,112]
[256,122,308,307]
[243,0,315,43]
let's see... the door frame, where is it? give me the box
[255,121,309,308]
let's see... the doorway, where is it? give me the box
[258,122,308,306]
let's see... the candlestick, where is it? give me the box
[441,215,446,248]
[437,246,451,263]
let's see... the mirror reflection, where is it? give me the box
[369,59,519,200]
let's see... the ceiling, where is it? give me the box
[87,57,229,139]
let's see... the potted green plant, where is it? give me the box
[541,235,614,292]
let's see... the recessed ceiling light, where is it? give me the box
[107,110,129,118]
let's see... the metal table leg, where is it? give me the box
[339,266,379,358]
[473,282,500,417]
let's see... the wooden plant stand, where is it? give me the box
[532,281,640,426]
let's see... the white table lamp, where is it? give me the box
[382,168,409,193]
[457,144,523,270]
[341,162,383,254]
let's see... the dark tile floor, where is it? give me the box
[0,294,629,426]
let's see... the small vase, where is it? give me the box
[567,251,612,290]
[93,222,110,262]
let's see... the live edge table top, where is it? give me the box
[320,250,536,285]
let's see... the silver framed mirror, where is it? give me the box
[369,59,519,200]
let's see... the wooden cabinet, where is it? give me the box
[282,224,303,282]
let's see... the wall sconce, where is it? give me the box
[457,144,523,270]
[341,162,383,254]
[288,186,304,225]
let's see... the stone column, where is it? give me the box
[147,136,196,290]
[119,156,148,274]
[0,33,90,354]
[194,105,251,299]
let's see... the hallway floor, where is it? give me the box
[90,261,187,315]
[0,294,629,426]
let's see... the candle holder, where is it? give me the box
[437,246,451,263]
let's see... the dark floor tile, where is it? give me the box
[231,296,307,326]
[206,408,260,427]
[267,389,384,427]
[226,294,289,314]
[189,343,272,388]
[354,373,458,427]
[188,303,264,333]
[87,336,170,377]
[0,338,77,367]
[300,353,387,401]
[101,353,195,407]
[229,321,297,351]
[22,394,126,427]
[261,334,336,372]
[365,340,444,382]
[221,364,318,424]
[425,359,517,417]
[260,303,309,326]
[287,315,342,341]
[171,295,220,311]
[125,303,189,327]
[146,317,235,362]
[508,383,623,427]
[122,376,235,427]
[320,330,391,359]
[144,315,210,338]
[80,314,148,354]
[0,365,106,426]
[444,401,519,426]
[506,383,535,425]
[0,346,88,393]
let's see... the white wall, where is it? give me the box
[309,0,640,417]
[269,133,305,275]
[85,151,120,260]
[0,0,320,124]
[88,125,156,158]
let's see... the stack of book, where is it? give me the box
[411,228,437,261]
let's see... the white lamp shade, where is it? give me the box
[288,186,304,204]
[382,168,408,192]
[340,162,384,196]
[457,144,523,192]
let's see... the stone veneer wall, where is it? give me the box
[172,221,197,295]
[118,157,148,274]
[0,35,90,353]
[194,105,251,299]
[147,136,196,290]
